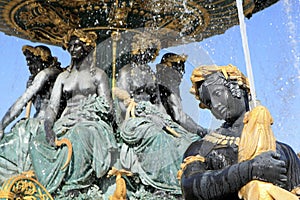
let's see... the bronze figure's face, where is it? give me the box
[198,73,247,122]
[24,50,43,76]
[67,37,89,61]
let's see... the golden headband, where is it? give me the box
[131,33,161,58]
[161,54,188,67]
[22,45,51,62]
[190,64,250,101]
[62,29,98,49]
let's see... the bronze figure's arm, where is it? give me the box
[44,72,65,146]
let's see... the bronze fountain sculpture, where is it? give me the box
[1,0,298,200]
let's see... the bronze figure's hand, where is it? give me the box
[251,151,287,187]
[46,129,56,147]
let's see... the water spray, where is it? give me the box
[236,0,257,108]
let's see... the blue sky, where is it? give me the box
[0,0,299,152]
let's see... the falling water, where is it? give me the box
[236,0,257,108]
[283,0,300,77]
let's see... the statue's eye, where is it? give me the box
[213,89,222,97]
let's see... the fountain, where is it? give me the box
[1,0,299,199]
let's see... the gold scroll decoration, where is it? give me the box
[0,172,53,200]
[1,0,256,48]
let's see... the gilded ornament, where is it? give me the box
[0,174,53,200]
[62,29,98,49]
[0,0,257,47]
[202,132,240,146]
[160,54,187,67]
[107,167,133,200]
[238,106,298,200]
[131,32,161,57]
[177,155,206,181]
[22,45,51,62]
[108,2,132,28]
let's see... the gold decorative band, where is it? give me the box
[203,132,240,146]
[177,155,205,181]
